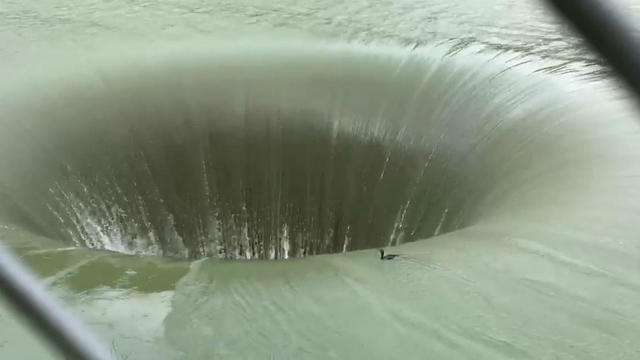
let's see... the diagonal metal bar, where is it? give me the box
[0,245,112,360]
[544,0,640,99]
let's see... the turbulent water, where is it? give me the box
[2,43,567,260]
[1,0,640,359]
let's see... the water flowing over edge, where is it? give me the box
[1,40,611,259]
[1,40,640,359]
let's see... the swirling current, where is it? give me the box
[2,43,560,260]
[1,1,640,359]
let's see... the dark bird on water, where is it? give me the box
[379,249,400,260]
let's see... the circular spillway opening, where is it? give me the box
[0,43,562,259]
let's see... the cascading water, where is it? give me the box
[0,44,544,260]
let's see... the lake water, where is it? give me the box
[1,0,640,359]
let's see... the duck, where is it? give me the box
[379,249,400,260]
